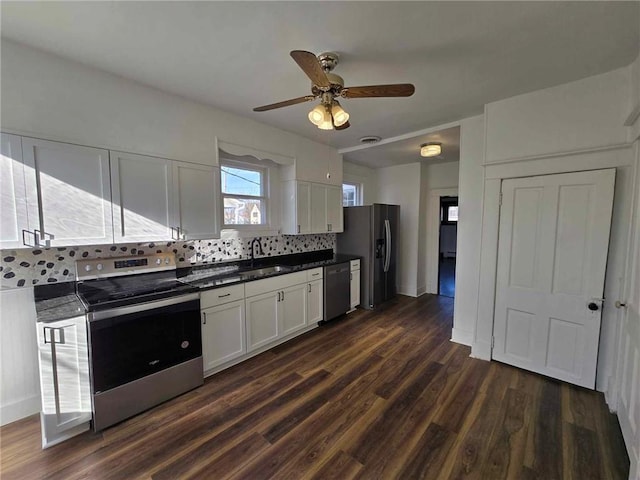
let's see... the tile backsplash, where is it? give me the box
[0,234,335,289]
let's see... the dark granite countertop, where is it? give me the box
[34,283,86,323]
[178,250,360,291]
[33,249,362,319]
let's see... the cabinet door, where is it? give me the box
[245,290,279,351]
[307,279,324,324]
[37,316,91,448]
[310,183,327,233]
[174,161,221,240]
[280,283,307,336]
[0,134,29,248]
[296,181,311,234]
[326,185,344,233]
[350,269,361,309]
[201,300,246,373]
[22,138,113,246]
[111,151,174,242]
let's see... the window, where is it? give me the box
[342,182,361,207]
[447,206,459,222]
[221,161,268,226]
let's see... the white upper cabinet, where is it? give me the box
[0,133,29,248]
[112,151,220,243]
[110,151,174,243]
[281,180,311,235]
[281,180,343,235]
[173,161,221,240]
[310,183,327,234]
[21,137,113,247]
[326,185,344,233]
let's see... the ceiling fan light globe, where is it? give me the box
[318,118,334,130]
[331,103,349,127]
[308,105,325,126]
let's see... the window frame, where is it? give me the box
[342,182,362,207]
[220,158,270,229]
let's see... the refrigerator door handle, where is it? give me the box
[384,219,391,273]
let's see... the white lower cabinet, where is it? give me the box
[307,279,324,323]
[201,299,246,373]
[350,260,361,310]
[245,290,280,352]
[37,316,91,448]
[280,283,308,336]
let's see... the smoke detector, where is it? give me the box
[359,136,381,144]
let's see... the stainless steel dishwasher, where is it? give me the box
[323,262,351,322]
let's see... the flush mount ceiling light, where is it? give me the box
[253,50,415,131]
[420,142,442,157]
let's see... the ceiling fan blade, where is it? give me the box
[290,50,330,88]
[342,83,415,98]
[334,120,350,131]
[253,95,315,112]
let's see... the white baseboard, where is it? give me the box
[0,395,40,426]
[416,285,427,297]
[450,328,474,346]
[471,340,492,361]
[397,286,418,297]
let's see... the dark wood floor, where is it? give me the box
[0,294,629,479]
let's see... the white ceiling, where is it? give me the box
[1,1,638,168]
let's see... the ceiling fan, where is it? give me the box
[253,50,415,131]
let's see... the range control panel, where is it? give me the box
[76,253,176,280]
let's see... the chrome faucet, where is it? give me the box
[249,237,264,267]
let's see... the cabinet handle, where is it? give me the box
[308,284,311,293]
[22,229,36,247]
[43,325,70,417]
[281,290,285,301]
[34,229,53,248]
[311,272,319,277]
[277,291,281,302]
[350,272,353,280]
[297,225,301,234]
[202,312,207,325]
[218,293,231,298]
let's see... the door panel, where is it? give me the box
[0,134,29,248]
[280,284,307,336]
[110,151,174,242]
[174,162,220,240]
[493,169,615,388]
[22,138,113,246]
[245,291,279,351]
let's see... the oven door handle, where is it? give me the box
[88,293,200,321]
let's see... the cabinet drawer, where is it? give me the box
[350,259,361,271]
[245,271,307,298]
[306,267,323,281]
[201,284,245,309]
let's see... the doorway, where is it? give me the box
[438,196,458,297]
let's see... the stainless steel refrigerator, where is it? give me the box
[336,204,399,309]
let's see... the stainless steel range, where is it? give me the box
[76,254,202,431]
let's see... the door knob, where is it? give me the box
[588,302,599,311]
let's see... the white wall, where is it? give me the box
[468,65,636,409]
[452,116,485,346]
[485,66,630,164]
[0,288,40,426]
[421,161,460,296]
[376,163,421,296]
[0,39,342,184]
[343,161,377,205]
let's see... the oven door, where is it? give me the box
[87,293,201,394]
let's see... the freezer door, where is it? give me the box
[384,205,399,302]
[372,204,386,307]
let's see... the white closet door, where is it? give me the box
[492,169,615,388]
